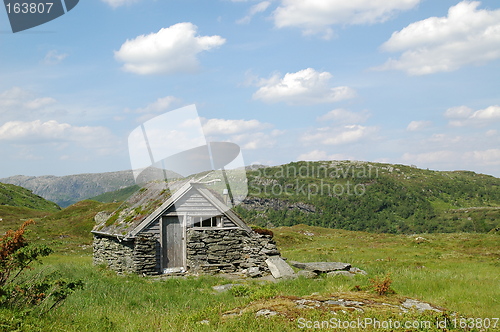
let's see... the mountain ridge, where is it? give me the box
[0,168,181,207]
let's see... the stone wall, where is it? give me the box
[93,235,135,274]
[93,233,158,275]
[132,233,158,275]
[186,228,280,275]
[94,229,281,276]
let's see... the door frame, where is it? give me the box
[160,212,187,272]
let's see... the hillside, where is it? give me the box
[234,161,500,234]
[87,161,500,234]
[0,200,119,252]
[0,182,60,211]
[0,168,180,207]
[90,185,140,203]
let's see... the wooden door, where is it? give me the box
[161,216,184,270]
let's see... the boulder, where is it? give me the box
[291,261,351,273]
[349,267,368,275]
[401,299,442,312]
[94,211,111,224]
[212,284,244,292]
[265,256,295,279]
[247,267,261,278]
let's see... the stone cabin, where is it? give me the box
[92,181,280,275]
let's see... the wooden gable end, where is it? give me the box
[128,182,250,238]
[168,188,220,216]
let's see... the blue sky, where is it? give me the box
[0,0,499,178]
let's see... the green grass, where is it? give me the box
[0,200,120,253]
[0,224,497,331]
[274,225,500,318]
[90,185,140,204]
[0,182,60,211]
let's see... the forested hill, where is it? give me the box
[235,161,500,234]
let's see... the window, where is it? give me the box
[192,216,221,228]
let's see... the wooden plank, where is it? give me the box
[161,216,184,269]
[143,220,161,239]
[223,220,236,227]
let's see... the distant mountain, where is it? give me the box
[0,182,60,211]
[0,169,181,208]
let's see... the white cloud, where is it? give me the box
[486,129,497,137]
[101,0,141,8]
[0,120,115,152]
[134,96,180,114]
[273,0,421,38]
[407,120,432,131]
[197,117,277,150]
[318,109,370,124]
[114,23,226,75]
[301,124,377,145]
[202,118,272,135]
[376,1,500,75]
[130,96,182,123]
[444,105,474,119]
[472,105,500,120]
[0,87,118,125]
[0,87,56,111]
[253,68,356,105]
[237,1,271,24]
[231,132,277,150]
[25,97,57,110]
[42,50,68,65]
[445,105,500,127]
[464,149,500,165]
[403,149,500,167]
[298,149,354,161]
[402,150,459,164]
[426,133,462,145]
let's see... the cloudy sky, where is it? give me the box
[0,0,499,178]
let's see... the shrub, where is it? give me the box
[0,220,84,314]
[369,273,395,296]
[230,285,252,297]
[249,284,277,301]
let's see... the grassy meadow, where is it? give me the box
[0,222,498,331]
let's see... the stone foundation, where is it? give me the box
[93,233,157,275]
[93,228,280,276]
[132,233,158,275]
[186,228,280,275]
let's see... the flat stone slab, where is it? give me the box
[291,261,351,273]
[401,299,442,312]
[327,271,355,278]
[265,256,295,279]
[212,283,244,292]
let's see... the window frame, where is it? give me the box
[192,215,222,228]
